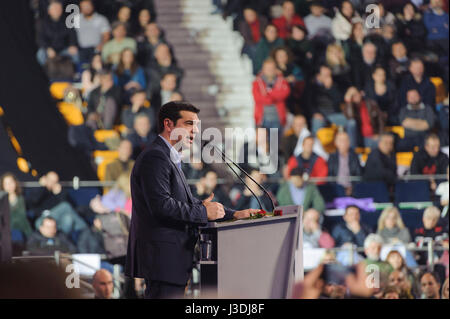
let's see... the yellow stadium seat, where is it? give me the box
[50,82,71,100]
[430,77,447,104]
[94,130,120,143]
[97,158,116,181]
[17,157,30,173]
[397,152,414,167]
[386,126,405,139]
[58,102,84,125]
[93,150,119,159]
[0,106,4,116]
[316,125,338,153]
[114,124,128,135]
[355,147,371,154]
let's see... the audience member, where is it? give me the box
[126,113,157,160]
[102,21,137,65]
[253,24,284,74]
[92,269,114,299]
[363,234,393,282]
[331,205,372,247]
[121,89,156,132]
[103,139,134,193]
[272,1,305,39]
[419,271,442,299]
[113,48,147,95]
[331,0,359,41]
[238,7,269,62]
[395,2,427,55]
[302,208,335,248]
[304,1,332,40]
[137,23,166,68]
[192,170,231,208]
[377,206,412,244]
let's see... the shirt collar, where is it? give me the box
[159,135,182,164]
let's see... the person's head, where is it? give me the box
[343,205,360,224]
[261,58,278,79]
[317,65,332,82]
[378,206,405,231]
[420,272,441,299]
[158,101,200,148]
[117,48,137,74]
[351,21,364,41]
[145,22,161,39]
[326,43,347,67]
[289,167,305,188]
[424,133,441,158]
[430,0,444,10]
[403,2,416,20]
[92,269,114,299]
[80,0,95,17]
[130,89,147,106]
[90,53,103,71]
[442,277,449,299]
[364,234,384,260]
[323,283,346,298]
[344,86,362,104]
[202,170,218,192]
[388,269,409,291]
[243,7,257,23]
[382,286,401,299]
[0,173,22,196]
[115,173,131,198]
[292,114,307,136]
[362,42,377,64]
[310,1,325,17]
[154,43,172,63]
[302,135,315,156]
[409,58,424,78]
[391,41,407,59]
[246,169,265,188]
[48,1,63,21]
[406,89,421,106]
[133,114,151,138]
[340,0,354,19]
[39,217,57,238]
[117,139,133,162]
[160,73,177,92]
[117,6,131,23]
[334,131,350,154]
[377,133,394,155]
[282,1,296,19]
[264,24,278,42]
[291,24,307,41]
[372,66,386,84]
[272,47,292,66]
[386,250,406,271]
[138,8,152,27]
[303,208,321,232]
[111,21,127,40]
[45,171,60,191]
[170,91,184,102]
[422,206,441,230]
[98,69,114,90]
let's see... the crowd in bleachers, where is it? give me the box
[0,0,448,299]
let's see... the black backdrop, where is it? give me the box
[0,0,96,181]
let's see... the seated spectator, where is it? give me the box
[37,1,78,66]
[331,0,359,41]
[305,65,345,135]
[398,57,436,109]
[86,69,121,130]
[75,0,111,66]
[388,41,410,89]
[148,72,179,116]
[132,8,154,42]
[364,65,398,125]
[192,170,231,208]
[386,251,417,298]
[381,286,402,299]
[182,160,208,181]
[351,42,380,90]
[113,48,147,97]
[92,269,114,299]
[26,216,77,255]
[252,58,290,134]
[442,277,449,299]
[0,173,32,241]
[103,139,134,193]
[327,131,362,195]
[287,25,314,75]
[137,23,166,68]
[398,90,436,151]
[363,132,397,187]
[423,0,449,61]
[304,0,332,40]
[113,5,132,32]
[102,21,137,66]
[302,208,335,248]
[395,2,427,55]
[95,173,132,215]
[377,206,412,244]
[435,165,449,217]
[121,89,156,132]
[146,43,183,95]
[413,206,447,246]
[342,21,365,64]
[331,205,372,247]
[253,24,284,75]
[363,234,393,283]
[325,43,352,92]
[419,271,442,299]
[276,167,326,213]
[126,114,157,160]
[238,7,268,62]
[364,2,396,34]
[77,217,105,255]
[291,114,328,161]
[343,86,385,149]
[81,53,104,99]
[231,169,274,212]
[272,1,305,39]
[410,133,449,191]
[285,136,329,183]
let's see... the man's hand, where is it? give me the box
[233,209,261,220]
[203,193,225,220]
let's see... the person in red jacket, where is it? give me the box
[284,135,328,184]
[272,1,305,39]
[253,58,291,137]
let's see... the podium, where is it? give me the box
[197,205,303,299]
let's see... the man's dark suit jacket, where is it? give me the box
[125,136,235,285]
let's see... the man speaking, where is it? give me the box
[125,101,259,299]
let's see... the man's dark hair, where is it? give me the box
[425,132,440,143]
[290,167,305,177]
[201,169,217,179]
[344,205,360,214]
[160,72,178,81]
[408,56,424,67]
[419,271,441,285]
[130,88,146,97]
[157,101,200,134]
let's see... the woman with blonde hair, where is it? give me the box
[325,43,352,91]
[442,277,449,299]
[377,206,411,244]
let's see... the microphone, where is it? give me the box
[201,139,276,212]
